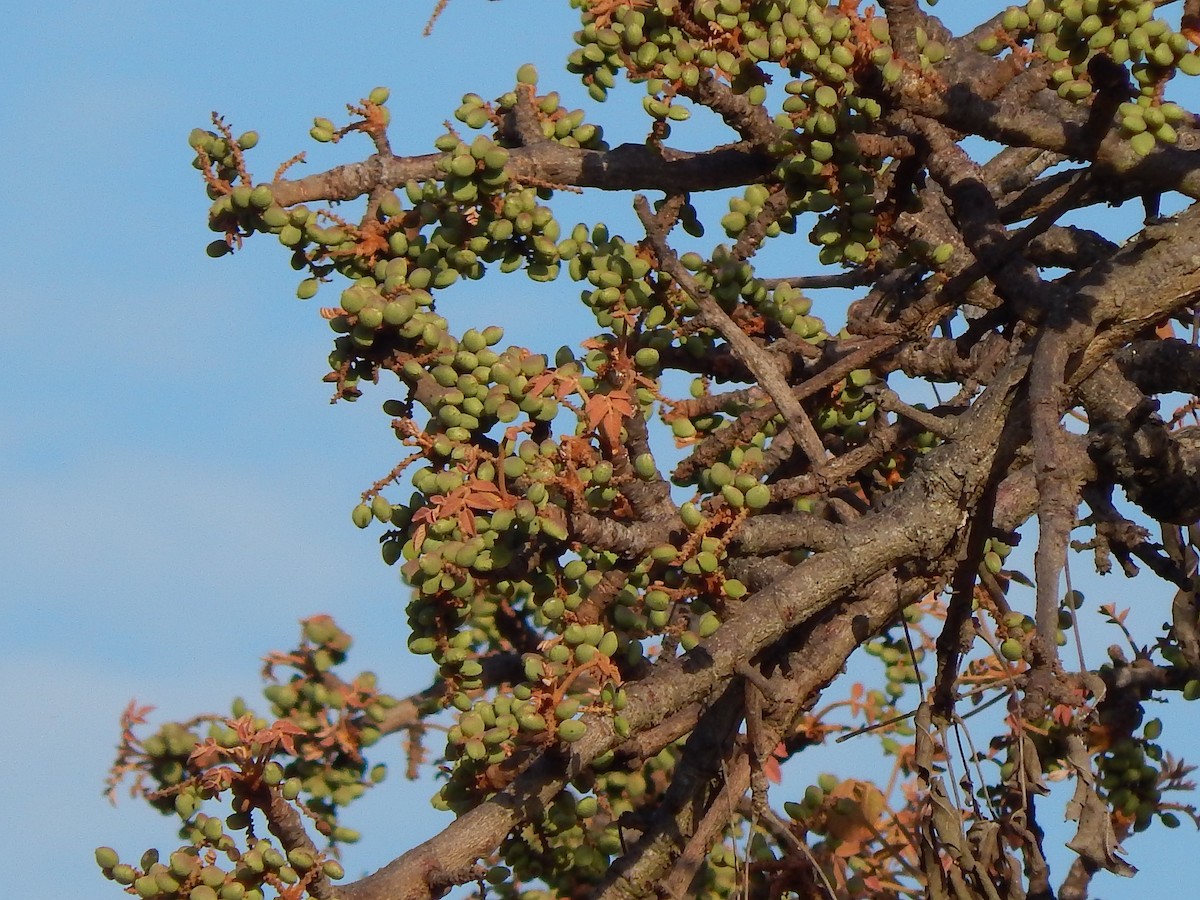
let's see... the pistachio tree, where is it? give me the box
[100,0,1200,897]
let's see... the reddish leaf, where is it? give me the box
[763,755,783,784]
[188,738,225,769]
[585,389,635,449]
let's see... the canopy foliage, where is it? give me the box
[101,1,1200,898]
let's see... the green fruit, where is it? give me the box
[516,63,539,85]
[358,306,384,329]
[260,762,285,786]
[633,453,657,479]
[519,712,548,732]
[169,851,197,877]
[721,211,748,235]
[278,224,303,247]
[1155,122,1178,144]
[721,485,745,508]
[1179,52,1200,76]
[371,495,392,521]
[351,504,373,528]
[249,185,273,209]
[597,630,619,657]
[558,719,587,742]
[1122,110,1147,134]
[704,462,729,488]
[1001,611,1025,630]
[95,847,120,869]
[261,205,290,229]
[287,849,315,870]
[555,698,581,720]
[188,128,211,150]
[320,860,345,880]
[697,611,721,637]
[634,347,660,368]
[645,589,671,612]
[745,484,770,509]
[1130,131,1156,156]
[1000,638,1025,661]
[383,296,416,326]
[231,186,253,209]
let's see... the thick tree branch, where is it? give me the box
[269,141,775,209]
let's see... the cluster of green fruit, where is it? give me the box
[181,29,934,888]
[315,213,570,405]
[814,368,877,443]
[95,837,345,900]
[770,86,890,266]
[690,449,774,510]
[410,536,703,701]
[564,0,903,268]
[391,453,575,665]
[996,611,1039,663]
[993,593,1076,663]
[98,620,394,898]
[693,840,747,897]
[213,639,377,811]
[781,773,880,895]
[374,335,543,461]
[790,152,883,268]
[492,794,619,892]
[187,127,270,261]
[774,73,887,267]
[983,0,1200,155]
[390,456,760,812]
[864,621,928,699]
[282,627,386,812]
[135,722,203,814]
[457,65,609,152]
[1096,720,1174,832]
[682,248,828,342]
[193,112,584,354]
[980,536,1015,577]
[331,176,563,299]
[508,69,608,150]
[488,742,683,895]
[258,622,394,835]
[564,224,663,332]
[564,0,643,103]
[564,0,941,98]
[311,85,392,142]
[783,772,846,822]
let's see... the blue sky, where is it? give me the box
[3,2,1199,898]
